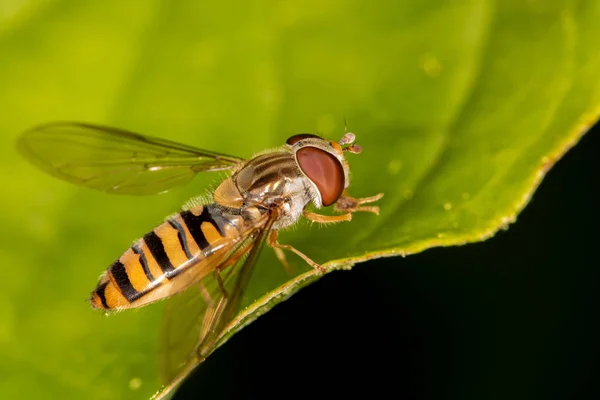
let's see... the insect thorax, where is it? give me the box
[213,151,315,230]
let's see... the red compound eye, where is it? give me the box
[286,134,322,145]
[296,147,344,206]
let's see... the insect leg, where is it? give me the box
[334,192,384,215]
[270,240,296,276]
[303,210,352,223]
[268,231,325,274]
[215,271,229,299]
[303,193,384,223]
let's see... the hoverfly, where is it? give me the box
[17,122,383,397]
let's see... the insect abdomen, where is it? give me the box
[90,203,241,311]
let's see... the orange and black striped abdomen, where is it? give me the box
[90,204,243,311]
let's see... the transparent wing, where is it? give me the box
[156,209,278,398]
[17,122,245,195]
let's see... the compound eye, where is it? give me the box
[296,147,344,206]
[286,134,322,145]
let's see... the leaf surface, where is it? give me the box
[0,1,598,399]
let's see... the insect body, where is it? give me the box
[90,202,252,310]
[17,123,382,396]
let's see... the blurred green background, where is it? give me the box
[0,1,598,399]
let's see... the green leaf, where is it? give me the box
[1,0,598,399]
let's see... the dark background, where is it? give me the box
[176,125,599,400]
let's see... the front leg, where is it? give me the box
[334,192,384,215]
[303,211,352,223]
[303,192,384,224]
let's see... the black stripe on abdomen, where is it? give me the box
[168,218,194,259]
[206,206,230,236]
[180,210,210,249]
[132,243,154,282]
[96,281,109,309]
[143,230,175,276]
[110,260,140,301]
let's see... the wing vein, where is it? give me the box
[17,122,246,195]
